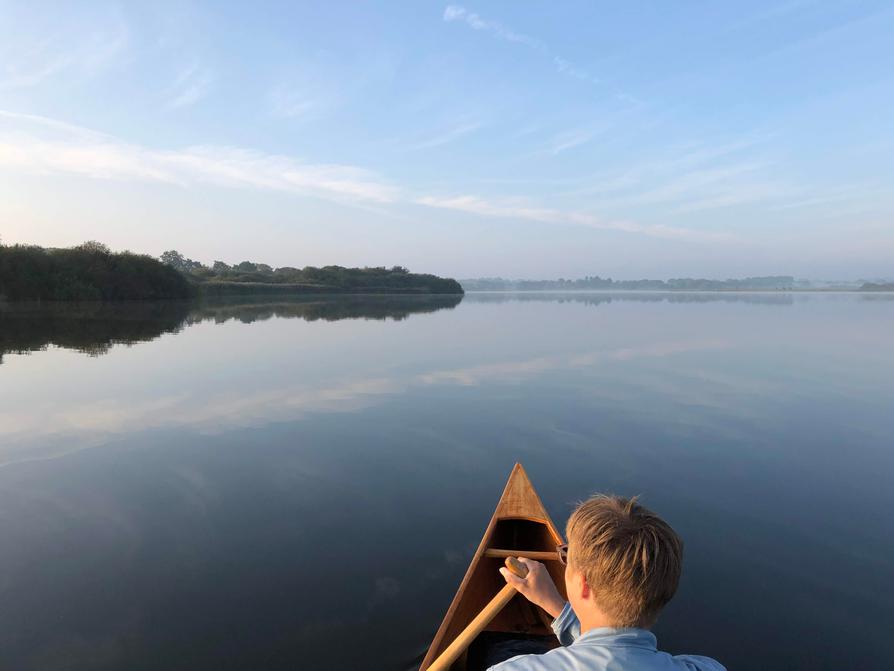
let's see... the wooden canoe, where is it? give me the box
[420,464,567,671]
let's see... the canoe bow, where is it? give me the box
[420,463,566,671]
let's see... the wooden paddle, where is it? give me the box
[426,556,529,671]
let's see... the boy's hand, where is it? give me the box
[499,557,566,619]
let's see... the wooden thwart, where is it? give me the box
[484,549,558,561]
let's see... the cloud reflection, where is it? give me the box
[0,338,727,467]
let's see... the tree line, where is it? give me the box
[159,250,463,294]
[0,242,462,302]
[0,242,191,301]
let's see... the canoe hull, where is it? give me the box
[420,464,567,671]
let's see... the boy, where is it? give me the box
[493,494,725,670]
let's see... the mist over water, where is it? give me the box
[1,293,892,670]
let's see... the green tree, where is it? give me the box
[160,250,186,269]
[78,240,111,254]
[1,243,192,301]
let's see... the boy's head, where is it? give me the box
[565,494,683,629]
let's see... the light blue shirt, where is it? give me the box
[488,602,726,671]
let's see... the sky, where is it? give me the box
[0,1,892,280]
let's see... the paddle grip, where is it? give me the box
[504,556,529,579]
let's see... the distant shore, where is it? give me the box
[459,276,893,293]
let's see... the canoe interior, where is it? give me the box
[463,631,556,670]
[420,464,567,671]
[424,517,567,670]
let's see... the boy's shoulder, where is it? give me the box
[671,654,728,671]
[489,648,726,671]
[487,644,581,670]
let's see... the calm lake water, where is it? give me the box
[1,293,892,670]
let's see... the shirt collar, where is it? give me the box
[572,627,658,650]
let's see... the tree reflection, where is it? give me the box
[0,301,193,362]
[185,294,463,325]
[0,294,463,363]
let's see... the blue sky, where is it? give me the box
[1,1,892,279]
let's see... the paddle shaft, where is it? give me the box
[426,558,528,671]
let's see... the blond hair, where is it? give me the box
[566,494,683,628]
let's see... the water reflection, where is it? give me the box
[186,294,462,325]
[0,292,892,670]
[0,301,192,363]
[0,294,462,363]
[6,292,891,365]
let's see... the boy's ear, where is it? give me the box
[569,567,590,600]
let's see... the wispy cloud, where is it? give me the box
[548,126,607,155]
[416,194,735,242]
[0,110,764,242]
[730,0,818,30]
[408,121,483,150]
[671,181,792,213]
[553,56,600,85]
[267,67,340,121]
[552,132,889,217]
[551,136,793,213]
[166,63,214,109]
[607,162,770,207]
[0,10,128,90]
[764,182,893,221]
[771,183,887,211]
[443,5,601,87]
[443,5,543,49]
[268,86,320,120]
[0,111,398,203]
[611,157,810,215]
